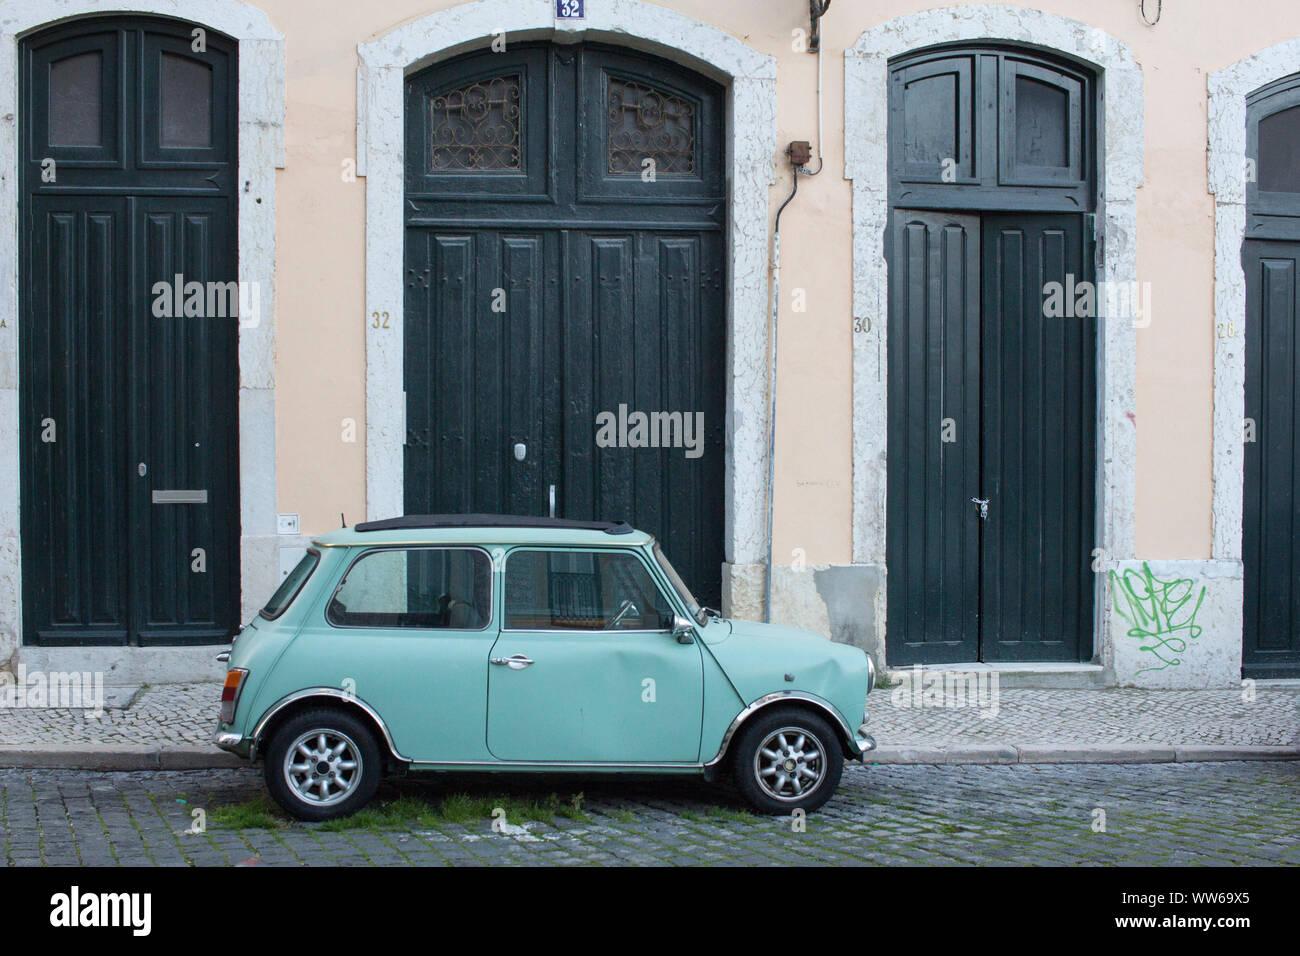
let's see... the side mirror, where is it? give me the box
[672,615,696,644]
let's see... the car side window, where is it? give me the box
[327,547,491,629]
[504,550,673,631]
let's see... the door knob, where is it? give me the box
[137,462,147,477]
[490,654,534,670]
[513,442,526,461]
[971,497,989,520]
[548,484,556,518]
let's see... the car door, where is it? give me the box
[487,547,704,763]
[289,546,498,763]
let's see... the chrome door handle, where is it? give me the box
[490,654,534,670]
[971,497,989,520]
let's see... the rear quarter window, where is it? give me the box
[260,549,320,620]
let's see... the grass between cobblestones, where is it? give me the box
[200,788,763,836]
[203,790,597,832]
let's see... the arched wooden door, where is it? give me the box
[19,17,240,645]
[402,42,726,606]
[885,46,1098,664]
[1243,74,1300,678]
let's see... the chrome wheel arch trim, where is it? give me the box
[704,691,859,767]
[249,687,412,763]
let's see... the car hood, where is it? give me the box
[703,618,872,733]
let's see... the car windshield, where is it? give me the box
[260,550,319,620]
[652,542,706,625]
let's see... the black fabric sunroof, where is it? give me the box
[353,514,634,534]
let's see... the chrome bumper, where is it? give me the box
[853,699,877,760]
[214,730,251,759]
[854,727,877,759]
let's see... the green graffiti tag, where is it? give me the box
[1109,563,1207,674]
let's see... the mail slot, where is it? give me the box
[151,490,208,504]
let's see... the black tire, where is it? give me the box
[263,707,382,821]
[730,708,844,814]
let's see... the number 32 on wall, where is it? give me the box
[556,0,585,19]
[371,311,390,329]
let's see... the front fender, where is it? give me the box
[703,690,875,766]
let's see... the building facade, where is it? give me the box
[1,0,1298,689]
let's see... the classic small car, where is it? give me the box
[214,515,876,820]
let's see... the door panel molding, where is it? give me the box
[979,214,1095,662]
[0,2,285,653]
[359,1,777,612]
[885,211,980,663]
[1242,241,1300,676]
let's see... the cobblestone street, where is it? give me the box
[3,761,1295,866]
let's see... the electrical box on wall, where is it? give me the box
[277,513,299,535]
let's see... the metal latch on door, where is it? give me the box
[971,497,989,520]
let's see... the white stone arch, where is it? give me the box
[0,0,286,659]
[844,6,1144,664]
[357,0,776,602]
[1207,40,1300,561]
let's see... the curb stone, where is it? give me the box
[0,745,244,771]
[0,743,1296,771]
[866,743,1300,766]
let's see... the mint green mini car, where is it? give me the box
[215,516,876,820]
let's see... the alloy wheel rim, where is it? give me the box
[754,726,826,802]
[284,728,362,807]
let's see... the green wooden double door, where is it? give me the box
[401,43,727,608]
[887,210,1097,664]
[1242,75,1300,678]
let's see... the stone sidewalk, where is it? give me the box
[0,681,1296,769]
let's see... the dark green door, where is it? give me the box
[1242,76,1300,678]
[19,18,240,646]
[886,211,982,664]
[1243,240,1300,677]
[887,211,1095,664]
[979,214,1096,662]
[1243,241,1300,677]
[403,43,726,606]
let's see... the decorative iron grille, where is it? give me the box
[427,74,522,171]
[607,75,696,175]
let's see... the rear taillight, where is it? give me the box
[220,668,248,724]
